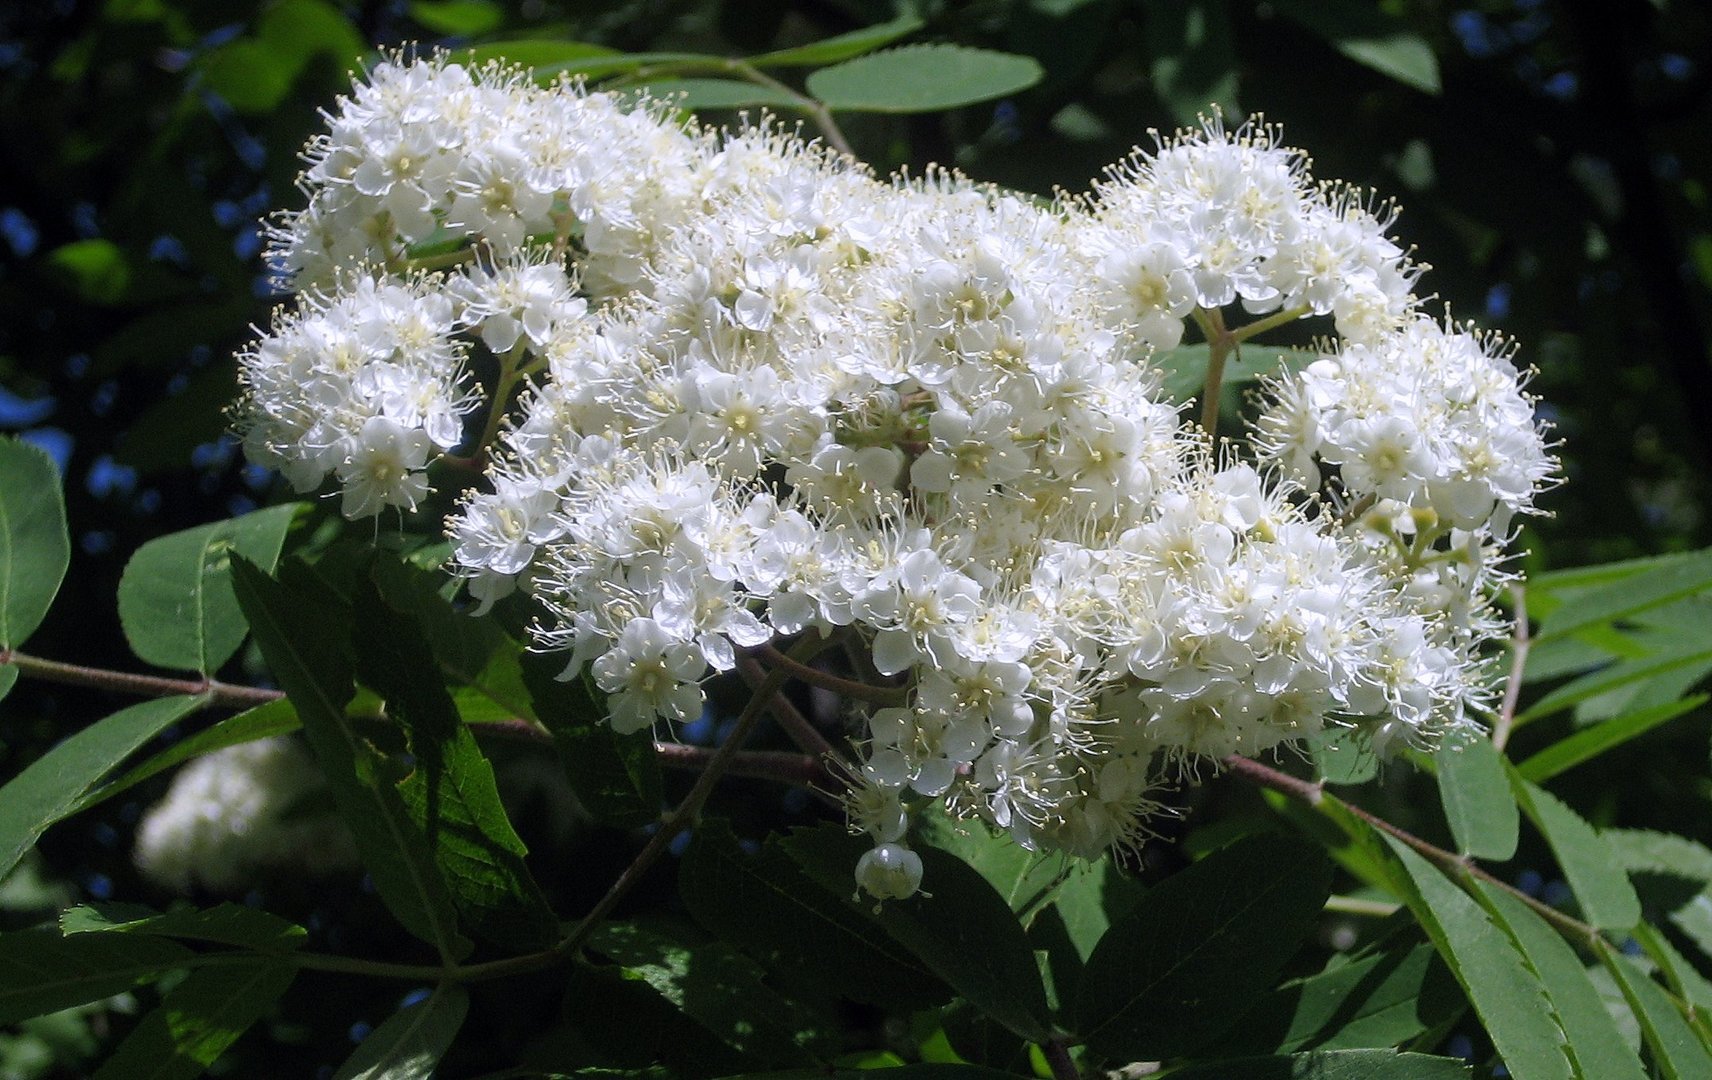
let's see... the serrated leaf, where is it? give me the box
[679,820,946,1010]
[0,694,206,882]
[1517,645,1712,724]
[1230,935,1462,1055]
[1076,833,1332,1061]
[353,568,557,950]
[333,983,468,1080]
[73,697,300,814]
[1154,344,1320,405]
[587,921,831,1065]
[1601,949,1712,1080]
[917,810,1068,920]
[750,15,924,67]
[0,437,70,650]
[230,557,469,961]
[521,652,660,828]
[780,823,1051,1040]
[1516,696,1706,782]
[1380,837,1575,1080]
[1156,1049,1470,1079]
[90,957,294,1080]
[1436,729,1518,860]
[1473,881,1649,1080]
[1534,548,1712,643]
[1511,776,1641,932]
[1270,0,1441,93]
[806,45,1043,114]
[0,929,192,1023]
[61,902,305,953]
[117,504,302,674]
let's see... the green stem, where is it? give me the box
[610,57,854,156]
[1229,303,1311,345]
[1492,585,1529,751]
[1324,894,1401,918]
[1191,306,1234,438]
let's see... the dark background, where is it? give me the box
[1,1,1709,1074]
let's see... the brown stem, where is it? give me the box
[735,653,844,764]
[750,642,908,705]
[1192,306,1234,438]
[1492,584,1530,751]
[1222,754,1601,947]
[655,741,828,786]
[0,650,282,709]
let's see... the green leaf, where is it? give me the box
[1516,644,1712,724]
[1155,1050,1470,1079]
[521,652,660,828]
[0,663,16,705]
[917,810,1067,920]
[1047,858,1142,965]
[230,557,469,961]
[352,569,558,950]
[1436,729,1518,860]
[1516,696,1707,782]
[90,958,294,1080]
[0,929,192,1023]
[332,983,468,1080]
[1601,949,1712,1080]
[749,15,925,67]
[74,698,300,814]
[1511,776,1641,931]
[1309,726,1380,785]
[679,820,947,1010]
[586,921,831,1065]
[117,504,302,675]
[806,45,1043,114]
[1380,838,1575,1080]
[0,694,206,882]
[1140,0,1241,127]
[1534,549,1712,643]
[61,902,306,953]
[626,78,802,112]
[1269,0,1441,94]
[780,824,1051,1040]
[408,0,502,36]
[1153,344,1319,406]
[1076,833,1332,1062]
[1473,882,1649,1080]
[1230,935,1462,1054]
[0,438,70,650]
[458,39,619,71]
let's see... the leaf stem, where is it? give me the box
[1229,303,1311,345]
[1191,306,1234,438]
[749,641,909,705]
[1491,584,1530,751]
[1222,754,1601,947]
[0,650,280,709]
[1042,1037,1081,1080]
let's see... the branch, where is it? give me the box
[1492,584,1530,751]
[0,650,282,709]
[1222,754,1602,947]
[735,653,845,764]
[749,642,908,705]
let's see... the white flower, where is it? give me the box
[590,617,707,733]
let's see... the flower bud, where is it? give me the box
[855,843,924,900]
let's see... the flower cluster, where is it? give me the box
[242,57,1556,897]
[133,737,358,894]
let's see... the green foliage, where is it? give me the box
[330,983,467,1080]
[805,46,1045,114]
[117,504,302,675]
[1435,729,1518,861]
[0,438,69,652]
[88,958,295,1080]
[0,695,206,882]
[1076,834,1332,1062]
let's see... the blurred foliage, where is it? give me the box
[2,0,1712,1076]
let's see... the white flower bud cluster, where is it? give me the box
[134,737,358,894]
[243,57,1557,898]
